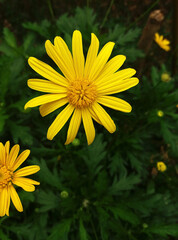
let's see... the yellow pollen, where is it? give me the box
[67,80,97,108]
[0,164,13,190]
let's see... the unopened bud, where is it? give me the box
[60,190,69,198]
[72,138,80,146]
[143,223,148,228]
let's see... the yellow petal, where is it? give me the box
[47,104,75,140]
[82,108,95,145]
[39,98,68,117]
[45,40,75,81]
[5,141,10,161]
[24,93,67,110]
[5,186,10,216]
[92,102,116,133]
[0,187,8,217]
[65,108,82,145]
[98,77,139,95]
[14,165,40,177]
[72,30,85,79]
[54,36,76,79]
[8,144,20,168]
[96,55,126,82]
[27,79,67,93]
[28,57,68,86]
[84,33,99,78]
[89,42,115,81]
[97,96,132,113]
[12,149,30,171]
[0,142,5,165]
[88,107,102,125]
[10,185,23,212]
[13,177,39,192]
[96,68,136,86]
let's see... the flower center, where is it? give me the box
[67,80,97,108]
[0,164,13,191]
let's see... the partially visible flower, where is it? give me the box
[157,161,167,172]
[0,141,40,217]
[161,73,171,82]
[157,110,164,117]
[25,30,139,145]
[154,33,170,51]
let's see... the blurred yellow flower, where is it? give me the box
[25,30,139,145]
[157,110,164,117]
[157,161,167,172]
[0,141,40,217]
[154,33,170,52]
[161,73,171,82]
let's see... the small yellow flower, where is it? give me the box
[157,161,167,172]
[154,33,170,51]
[0,141,40,217]
[25,30,139,145]
[161,73,171,82]
[157,110,164,117]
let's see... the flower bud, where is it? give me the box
[142,223,148,228]
[60,190,69,198]
[72,138,80,146]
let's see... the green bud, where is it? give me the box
[72,138,80,146]
[60,190,69,198]
[143,223,148,228]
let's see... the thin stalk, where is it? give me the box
[46,0,55,21]
[127,0,160,29]
[87,209,99,240]
[100,0,115,29]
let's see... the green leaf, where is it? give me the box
[9,122,33,145]
[82,134,106,175]
[0,229,11,240]
[108,205,140,225]
[147,224,178,237]
[37,190,59,212]
[38,159,62,189]
[47,219,72,240]
[3,28,17,48]
[109,174,141,194]
[79,219,88,240]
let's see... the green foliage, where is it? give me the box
[0,5,177,240]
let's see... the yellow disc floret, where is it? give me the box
[0,164,13,190]
[67,80,97,108]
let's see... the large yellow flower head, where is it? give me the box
[154,33,170,52]
[25,30,139,145]
[0,141,40,217]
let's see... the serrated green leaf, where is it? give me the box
[3,28,17,48]
[109,174,141,194]
[108,205,140,225]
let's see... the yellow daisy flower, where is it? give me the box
[25,30,139,145]
[154,33,170,52]
[0,141,40,217]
